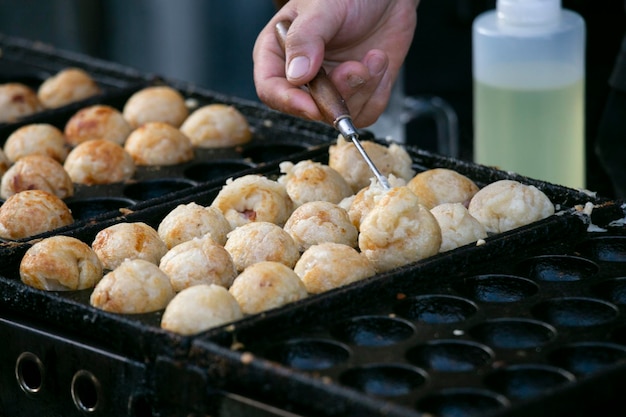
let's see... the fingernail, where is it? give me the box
[287,56,310,80]
[366,54,386,76]
[347,74,365,89]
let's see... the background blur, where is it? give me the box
[0,0,624,197]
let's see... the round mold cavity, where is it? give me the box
[483,364,575,400]
[122,178,196,201]
[577,236,626,263]
[66,197,136,221]
[592,277,626,305]
[469,318,557,350]
[339,363,427,397]
[548,342,626,376]
[417,388,509,417]
[183,159,256,183]
[461,274,539,303]
[532,297,619,327]
[330,315,414,347]
[406,340,494,372]
[264,338,351,371]
[395,295,478,324]
[516,255,599,282]
[241,142,309,164]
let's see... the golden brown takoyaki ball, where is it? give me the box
[430,203,488,252]
[161,284,243,335]
[278,159,353,207]
[224,221,300,272]
[91,222,168,271]
[468,180,555,234]
[359,186,442,272]
[329,135,415,193]
[63,139,135,185]
[407,168,480,210]
[0,149,10,178]
[64,104,132,146]
[20,235,103,291]
[90,258,175,314]
[283,200,358,252]
[228,261,308,315]
[4,123,68,163]
[0,189,73,240]
[124,122,194,166]
[37,68,101,109]
[159,235,237,292]
[180,104,252,148]
[346,175,406,229]
[0,154,74,199]
[157,202,232,249]
[211,174,294,229]
[0,83,44,123]
[294,242,375,294]
[123,85,189,128]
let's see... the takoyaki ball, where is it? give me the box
[359,186,442,272]
[294,242,375,294]
[63,139,135,185]
[158,202,231,249]
[92,222,168,271]
[124,122,194,166]
[284,201,358,252]
[229,261,308,315]
[329,135,415,193]
[4,123,68,163]
[212,174,294,229]
[159,235,237,292]
[180,104,252,148]
[123,85,189,129]
[0,83,43,123]
[64,104,132,146]
[430,203,488,252]
[0,190,73,240]
[224,221,300,272]
[0,149,10,177]
[37,68,101,109]
[468,180,555,234]
[90,258,175,314]
[20,235,103,291]
[347,175,406,229]
[0,154,74,199]
[161,284,243,335]
[407,168,480,209]
[278,160,353,207]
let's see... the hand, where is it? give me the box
[253,0,419,128]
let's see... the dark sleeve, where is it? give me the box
[609,34,626,92]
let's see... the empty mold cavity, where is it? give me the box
[66,197,136,221]
[394,295,478,324]
[183,159,256,182]
[339,363,427,397]
[460,274,539,303]
[416,388,509,417]
[241,143,310,164]
[71,369,103,413]
[469,318,557,350]
[330,315,414,347]
[406,340,494,372]
[122,178,197,201]
[483,364,575,400]
[593,277,626,305]
[516,255,599,282]
[264,338,351,371]
[532,297,619,327]
[547,342,626,376]
[577,236,626,263]
[15,352,45,395]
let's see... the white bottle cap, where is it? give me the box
[497,0,561,25]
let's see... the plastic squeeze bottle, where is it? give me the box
[472,0,586,189]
